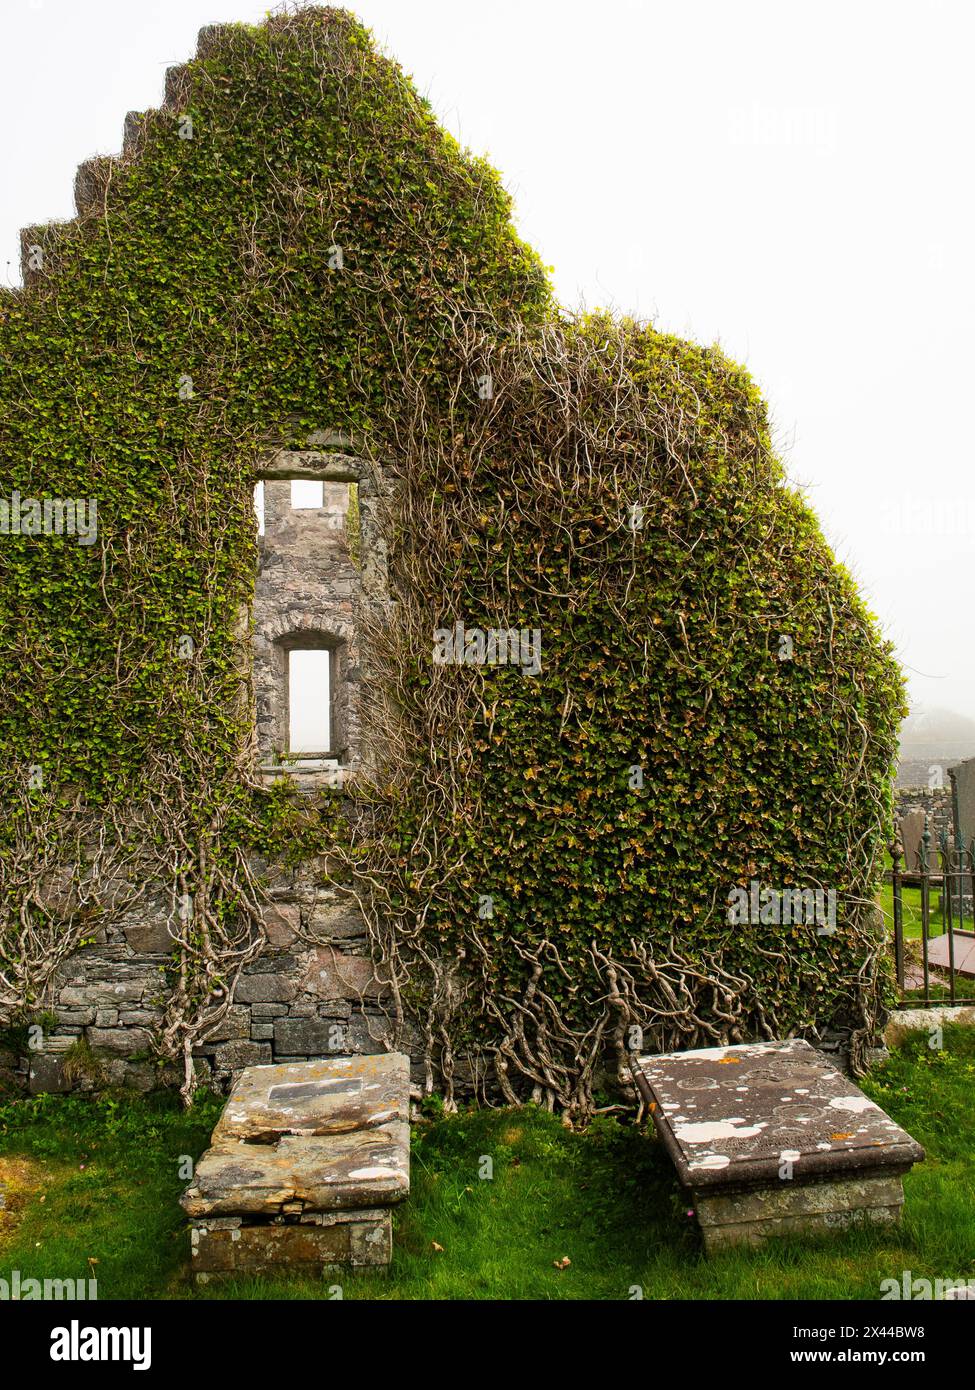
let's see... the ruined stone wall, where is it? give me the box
[27,859,420,1095]
[23,450,422,1097]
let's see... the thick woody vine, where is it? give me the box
[0,7,904,1109]
[334,309,902,1112]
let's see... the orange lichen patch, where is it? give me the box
[716,1057,742,1065]
[829,1133,855,1141]
[0,1156,44,1245]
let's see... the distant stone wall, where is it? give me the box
[892,787,952,853]
[896,758,951,790]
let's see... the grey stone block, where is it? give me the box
[199,1006,251,1044]
[263,904,300,949]
[306,902,366,940]
[299,947,387,1002]
[696,1175,905,1252]
[60,980,144,1008]
[27,1037,79,1095]
[236,974,296,1005]
[119,905,175,955]
[211,1041,272,1072]
[88,1027,154,1056]
[244,954,299,975]
[100,1059,160,1093]
[318,1002,352,1020]
[190,1212,391,1277]
[55,1009,96,1027]
[273,1017,347,1057]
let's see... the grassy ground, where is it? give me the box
[876,881,975,1001]
[877,880,924,940]
[1,1026,973,1300]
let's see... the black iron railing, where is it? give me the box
[890,824,975,1007]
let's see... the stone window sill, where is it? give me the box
[258,759,350,792]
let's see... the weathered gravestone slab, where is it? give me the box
[631,1040,924,1253]
[951,756,975,851]
[898,809,930,874]
[182,1054,410,1280]
[926,930,975,978]
[941,758,975,919]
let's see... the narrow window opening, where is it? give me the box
[253,480,265,536]
[288,648,331,754]
[291,479,324,509]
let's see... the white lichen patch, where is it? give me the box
[674,1118,767,1144]
[828,1095,879,1114]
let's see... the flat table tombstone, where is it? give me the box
[182,1054,410,1280]
[631,1039,924,1253]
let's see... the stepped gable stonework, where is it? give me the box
[15,25,410,1091]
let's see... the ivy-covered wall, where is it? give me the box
[0,7,904,1109]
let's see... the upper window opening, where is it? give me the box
[253,480,265,536]
[288,648,331,753]
[291,480,324,509]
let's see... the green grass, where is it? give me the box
[1,1028,974,1300]
[876,882,975,1001]
[877,880,924,940]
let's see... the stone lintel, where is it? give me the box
[258,450,361,482]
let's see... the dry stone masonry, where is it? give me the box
[30,852,420,1094]
[632,1039,924,1253]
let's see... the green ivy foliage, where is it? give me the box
[354,310,905,1102]
[0,7,904,1101]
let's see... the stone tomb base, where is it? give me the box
[693,1172,906,1254]
[191,1209,392,1281]
[182,1053,410,1281]
[631,1039,924,1255]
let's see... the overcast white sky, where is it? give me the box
[2,0,972,720]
